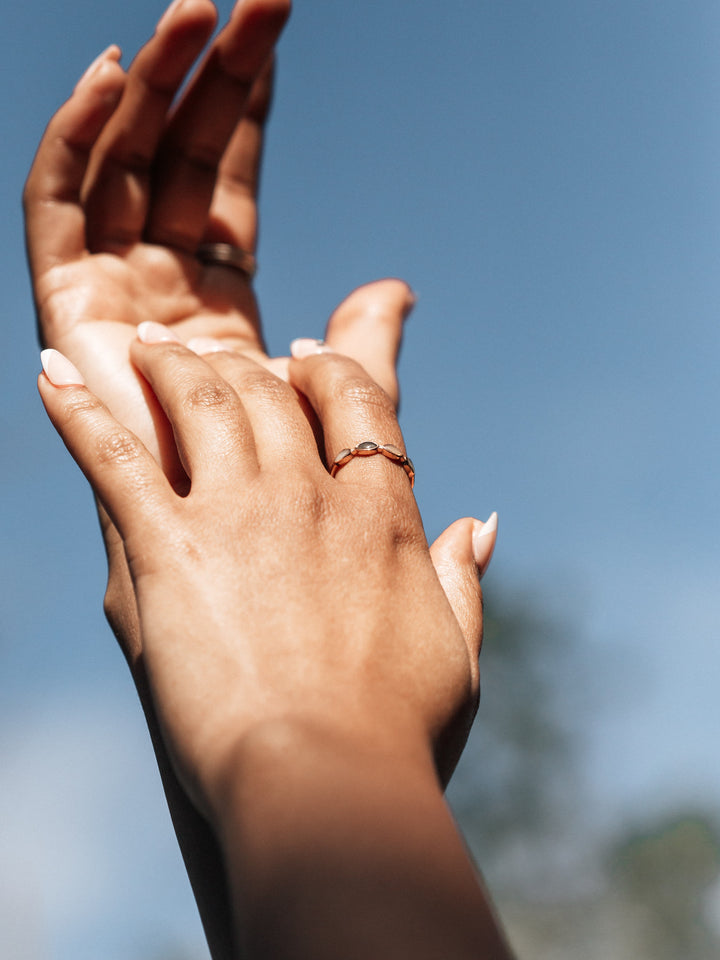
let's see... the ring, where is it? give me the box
[330,441,415,488]
[196,242,257,280]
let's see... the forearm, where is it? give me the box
[213,719,514,960]
[103,521,234,960]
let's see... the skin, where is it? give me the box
[25,1,502,954]
[24,3,417,954]
[38,334,510,959]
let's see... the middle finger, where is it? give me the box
[83,0,217,251]
[144,0,290,252]
[131,323,260,487]
[188,341,321,473]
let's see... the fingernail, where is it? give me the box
[472,512,498,579]
[75,45,121,90]
[137,321,182,344]
[186,336,228,356]
[290,338,333,359]
[157,0,188,32]
[41,349,85,387]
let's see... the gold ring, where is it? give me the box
[330,441,415,488]
[196,242,257,279]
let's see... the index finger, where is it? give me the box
[23,48,125,280]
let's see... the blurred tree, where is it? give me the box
[449,586,583,891]
[607,813,720,960]
[446,587,720,960]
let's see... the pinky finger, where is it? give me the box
[38,350,170,543]
[428,513,498,666]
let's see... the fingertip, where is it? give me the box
[157,0,218,35]
[472,512,498,580]
[186,336,230,356]
[232,0,292,26]
[429,516,485,667]
[322,279,414,407]
[430,516,475,564]
[136,321,183,345]
[74,45,124,94]
[289,338,333,360]
[326,278,416,334]
[40,349,86,387]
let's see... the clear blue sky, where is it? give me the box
[3,1,720,957]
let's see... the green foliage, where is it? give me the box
[608,813,720,960]
[450,586,580,859]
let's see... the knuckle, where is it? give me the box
[93,430,146,466]
[236,369,291,406]
[328,371,395,416]
[60,391,104,425]
[250,474,329,539]
[183,378,239,415]
[343,486,424,551]
[288,475,328,521]
[375,494,424,547]
[180,142,222,175]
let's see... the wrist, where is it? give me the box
[208,716,507,960]
[208,711,436,830]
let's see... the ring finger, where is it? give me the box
[287,342,416,494]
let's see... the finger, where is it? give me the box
[288,343,412,492]
[131,323,260,486]
[38,350,169,543]
[145,0,291,252]
[428,514,498,667]
[83,0,217,250]
[323,279,415,408]
[188,342,318,471]
[203,58,275,251]
[23,47,125,280]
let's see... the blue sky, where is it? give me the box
[3,1,720,957]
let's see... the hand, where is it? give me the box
[24,0,413,651]
[24,0,290,468]
[39,335,503,959]
[39,332,497,808]
[24,4,415,954]
[24,0,409,454]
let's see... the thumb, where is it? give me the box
[323,278,415,407]
[429,513,498,664]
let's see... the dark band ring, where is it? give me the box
[196,242,257,280]
[330,441,415,488]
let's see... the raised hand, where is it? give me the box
[39,334,503,958]
[24,4,415,955]
[24,0,414,549]
[25,0,291,466]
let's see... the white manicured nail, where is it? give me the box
[290,338,332,359]
[186,337,229,356]
[137,321,181,344]
[472,512,498,578]
[41,349,85,387]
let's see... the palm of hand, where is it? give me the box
[37,244,265,454]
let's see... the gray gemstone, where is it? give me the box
[356,441,379,453]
